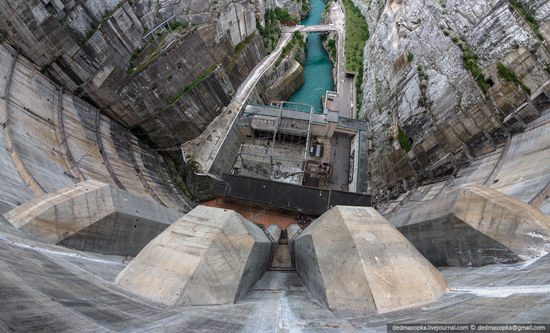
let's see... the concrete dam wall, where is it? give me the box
[0,0,549,331]
[0,42,194,215]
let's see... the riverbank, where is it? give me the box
[288,0,335,113]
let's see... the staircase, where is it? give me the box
[268,230,294,271]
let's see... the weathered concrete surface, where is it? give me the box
[267,224,282,243]
[0,42,195,212]
[0,1,266,148]
[488,111,550,204]
[287,223,302,240]
[116,206,271,306]
[4,180,183,255]
[294,206,447,313]
[379,108,550,218]
[391,185,550,267]
[272,244,292,269]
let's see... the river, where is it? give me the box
[288,0,334,113]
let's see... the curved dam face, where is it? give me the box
[1,0,550,331]
[0,44,195,214]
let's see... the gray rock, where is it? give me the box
[358,0,550,194]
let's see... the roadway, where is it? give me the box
[329,0,355,118]
[184,4,355,172]
[182,32,294,173]
[283,25,339,33]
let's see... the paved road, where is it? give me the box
[329,0,354,118]
[330,1,346,95]
[182,33,294,173]
[185,4,353,172]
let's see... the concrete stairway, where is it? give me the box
[269,230,294,271]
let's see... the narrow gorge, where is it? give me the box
[0,0,549,331]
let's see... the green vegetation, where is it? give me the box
[127,20,192,75]
[170,64,218,105]
[448,33,490,94]
[301,0,312,17]
[497,63,531,94]
[417,65,430,108]
[509,0,544,40]
[442,28,491,94]
[234,33,257,55]
[407,51,414,63]
[129,46,143,62]
[276,31,307,66]
[327,39,337,60]
[168,20,189,31]
[227,33,257,71]
[258,8,299,51]
[398,126,412,152]
[342,0,369,108]
[461,44,490,94]
[323,0,334,15]
[272,8,299,24]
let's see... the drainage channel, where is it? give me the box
[269,229,295,271]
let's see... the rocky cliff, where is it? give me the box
[265,0,311,19]
[356,0,550,201]
[0,0,265,149]
[255,32,307,102]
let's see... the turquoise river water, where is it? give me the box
[288,0,334,113]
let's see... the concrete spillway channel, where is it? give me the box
[265,225,294,271]
[2,179,550,330]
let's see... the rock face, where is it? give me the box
[390,185,550,267]
[293,206,447,313]
[0,0,266,149]
[261,59,305,102]
[4,180,183,256]
[357,0,550,198]
[116,206,272,306]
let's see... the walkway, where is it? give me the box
[182,33,294,173]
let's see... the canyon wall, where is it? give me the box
[0,0,266,149]
[355,0,550,201]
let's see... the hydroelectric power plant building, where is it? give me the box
[1,0,550,331]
